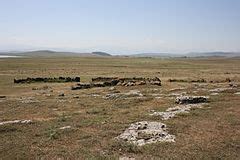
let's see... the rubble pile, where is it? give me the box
[117,121,175,146]
[72,77,161,90]
[150,104,203,120]
[105,90,143,99]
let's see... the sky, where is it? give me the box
[0,0,240,54]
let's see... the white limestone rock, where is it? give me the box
[117,121,175,146]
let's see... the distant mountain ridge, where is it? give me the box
[130,53,180,58]
[0,50,239,58]
[131,52,240,58]
[0,50,112,57]
[91,52,112,56]
[186,52,240,57]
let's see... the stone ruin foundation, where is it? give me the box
[72,77,161,90]
[150,96,209,120]
[117,121,175,146]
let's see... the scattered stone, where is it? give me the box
[225,78,231,82]
[71,83,91,90]
[105,93,120,99]
[175,96,209,104]
[59,126,71,130]
[150,104,204,120]
[105,90,143,99]
[155,97,162,99]
[109,87,116,91]
[90,94,101,97]
[151,93,163,97]
[119,156,135,160]
[57,99,67,103]
[209,88,233,93]
[210,93,219,96]
[169,87,186,92]
[229,83,238,88]
[117,121,175,146]
[111,90,121,94]
[168,92,187,97]
[45,94,52,97]
[0,120,32,126]
[19,97,40,104]
[124,90,143,97]
[136,81,146,85]
[234,92,240,95]
[149,77,162,86]
[194,83,208,87]
[32,85,52,90]
[58,93,65,97]
[73,95,80,98]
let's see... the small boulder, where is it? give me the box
[58,93,65,97]
[109,87,116,91]
[175,96,208,104]
[0,95,6,98]
[59,126,71,130]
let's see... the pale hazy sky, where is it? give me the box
[0,0,240,54]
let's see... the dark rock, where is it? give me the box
[175,96,209,104]
[58,93,65,97]
[71,83,92,90]
[92,77,118,82]
[14,76,81,83]
[75,77,80,82]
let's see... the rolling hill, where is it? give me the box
[0,50,112,57]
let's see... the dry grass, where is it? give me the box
[0,57,240,159]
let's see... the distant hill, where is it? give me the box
[130,53,184,58]
[130,52,240,58]
[0,50,112,57]
[186,52,240,58]
[91,52,112,56]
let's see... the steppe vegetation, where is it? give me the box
[0,57,240,159]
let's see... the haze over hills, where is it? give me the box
[0,50,239,58]
[130,52,240,58]
[129,53,181,58]
[186,52,240,57]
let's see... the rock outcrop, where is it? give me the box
[117,121,175,146]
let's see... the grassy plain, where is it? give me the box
[0,57,240,159]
